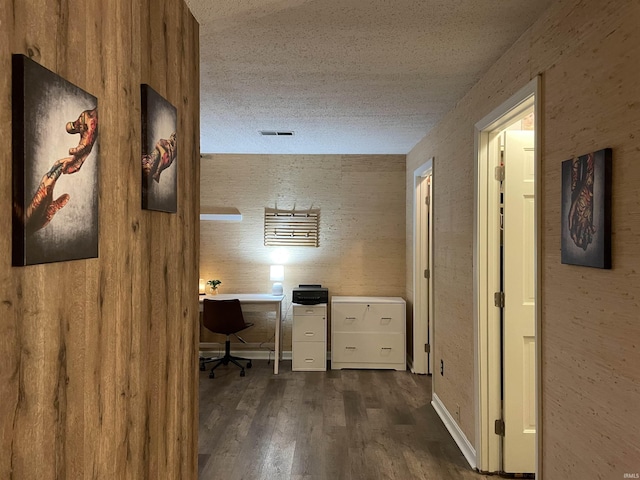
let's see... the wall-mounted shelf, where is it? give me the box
[200,207,242,222]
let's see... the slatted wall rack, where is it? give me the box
[264,208,320,247]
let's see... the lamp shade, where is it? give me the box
[198,278,206,295]
[270,265,284,295]
[270,265,284,282]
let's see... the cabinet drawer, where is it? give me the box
[292,341,326,371]
[332,332,405,364]
[292,315,326,342]
[293,305,326,316]
[332,303,404,333]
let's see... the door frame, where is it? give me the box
[412,157,434,375]
[473,77,542,476]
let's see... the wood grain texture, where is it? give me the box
[406,0,640,476]
[0,1,200,479]
[198,361,491,480]
[200,154,406,352]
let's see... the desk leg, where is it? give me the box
[274,302,282,374]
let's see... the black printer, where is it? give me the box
[292,284,328,305]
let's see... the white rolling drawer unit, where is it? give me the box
[331,296,406,371]
[291,303,327,371]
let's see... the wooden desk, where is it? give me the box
[199,293,285,374]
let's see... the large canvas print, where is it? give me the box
[561,148,612,269]
[12,54,99,266]
[141,84,177,213]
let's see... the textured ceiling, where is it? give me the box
[187,0,553,155]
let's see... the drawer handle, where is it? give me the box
[345,317,357,320]
[305,358,315,363]
[305,310,314,314]
[381,347,392,350]
[304,332,315,336]
[345,346,357,350]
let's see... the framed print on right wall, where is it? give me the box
[561,147,612,269]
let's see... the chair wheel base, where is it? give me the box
[240,370,245,377]
[209,371,215,379]
[247,361,252,369]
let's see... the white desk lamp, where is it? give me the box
[270,265,284,295]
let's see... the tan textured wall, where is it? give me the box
[406,0,640,477]
[0,1,200,478]
[200,154,406,351]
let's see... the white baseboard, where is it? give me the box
[431,392,477,469]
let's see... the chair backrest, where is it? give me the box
[202,299,249,336]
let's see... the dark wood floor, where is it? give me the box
[198,359,491,480]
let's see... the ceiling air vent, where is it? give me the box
[259,130,294,136]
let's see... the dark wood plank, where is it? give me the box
[198,363,492,480]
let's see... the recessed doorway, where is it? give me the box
[474,77,541,476]
[413,158,434,375]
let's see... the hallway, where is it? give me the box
[198,361,491,479]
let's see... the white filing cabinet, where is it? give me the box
[292,303,327,371]
[331,296,406,371]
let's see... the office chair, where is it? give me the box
[199,299,253,378]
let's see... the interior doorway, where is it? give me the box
[413,158,433,375]
[474,78,541,475]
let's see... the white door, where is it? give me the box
[502,130,536,473]
[423,174,432,374]
[414,172,432,374]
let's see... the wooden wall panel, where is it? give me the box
[0,1,200,479]
[406,0,640,476]
[199,154,406,352]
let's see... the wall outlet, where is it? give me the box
[455,404,460,423]
[440,359,444,376]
